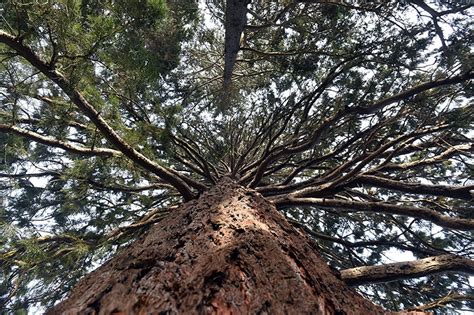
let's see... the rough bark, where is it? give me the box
[341,254,474,286]
[48,178,388,315]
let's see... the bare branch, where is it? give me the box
[274,197,474,231]
[376,143,473,172]
[353,175,474,201]
[408,293,474,312]
[340,254,474,286]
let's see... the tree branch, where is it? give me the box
[408,293,474,311]
[357,72,473,115]
[243,69,471,188]
[0,123,120,156]
[274,197,474,231]
[375,143,472,172]
[284,125,451,198]
[353,175,474,201]
[0,30,198,200]
[0,171,59,178]
[287,218,442,256]
[340,254,474,286]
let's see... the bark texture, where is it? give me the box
[48,178,386,314]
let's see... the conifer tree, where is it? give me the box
[0,0,472,313]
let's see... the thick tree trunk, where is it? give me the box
[48,178,407,314]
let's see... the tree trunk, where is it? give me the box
[47,178,405,314]
[223,0,248,90]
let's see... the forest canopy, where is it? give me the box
[0,0,473,313]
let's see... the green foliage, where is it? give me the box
[0,0,473,313]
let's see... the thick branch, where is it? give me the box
[340,254,474,286]
[357,72,473,115]
[274,197,474,231]
[0,31,197,200]
[285,125,450,198]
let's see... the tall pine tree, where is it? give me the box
[0,0,473,313]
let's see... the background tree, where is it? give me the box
[0,0,473,313]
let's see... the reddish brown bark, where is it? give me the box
[47,178,422,314]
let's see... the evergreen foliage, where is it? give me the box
[0,0,472,313]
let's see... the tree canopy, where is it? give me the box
[0,0,473,313]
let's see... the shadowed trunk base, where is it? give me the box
[47,178,425,314]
